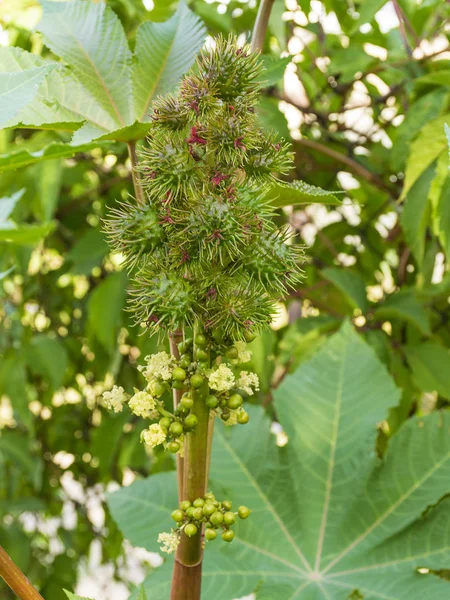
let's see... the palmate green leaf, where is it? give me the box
[108,324,450,599]
[0,188,56,245]
[266,180,342,207]
[0,64,56,129]
[373,288,431,336]
[321,267,368,311]
[64,591,94,600]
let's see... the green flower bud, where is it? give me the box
[238,506,251,520]
[205,395,219,409]
[171,509,184,522]
[149,380,165,397]
[190,374,204,389]
[180,395,194,410]
[210,511,223,527]
[226,346,239,359]
[167,441,180,453]
[237,410,249,424]
[221,408,230,421]
[203,503,216,517]
[196,348,208,361]
[179,354,192,369]
[221,530,235,543]
[169,422,184,436]
[222,500,232,511]
[227,393,243,409]
[195,333,207,347]
[185,337,193,348]
[205,528,217,541]
[184,524,198,538]
[172,380,184,390]
[178,341,187,354]
[193,498,205,508]
[184,414,198,429]
[180,500,191,511]
[159,417,172,430]
[193,507,203,521]
[186,507,196,519]
[223,511,236,526]
[172,367,187,381]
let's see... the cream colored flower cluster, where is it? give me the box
[139,351,175,382]
[141,423,167,447]
[128,390,158,419]
[102,385,127,413]
[157,529,180,554]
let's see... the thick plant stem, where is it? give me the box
[0,545,45,600]
[170,333,211,600]
[127,141,145,205]
[169,330,185,503]
[250,0,276,52]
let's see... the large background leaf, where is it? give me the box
[108,324,450,599]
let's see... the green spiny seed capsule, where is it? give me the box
[180,395,194,410]
[210,511,224,527]
[180,500,191,511]
[205,394,218,409]
[179,354,191,369]
[227,393,243,409]
[171,509,184,522]
[186,507,196,519]
[159,417,171,430]
[243,330,257,343]
[172,367,187,381]
[172,380,183,389]
[149,380,165,397]
[205,528,217,541]
[237,410,249,424]
[238,506,251,519]
[167,441,180,453]
[195,333,208,347]
[222,500,232,511]
[184,524,198,538]
[193,498,205,508]
[226,346,239,359]
[190,374,204,388]
[196,348,208,361]
[184,414,198,429]
[192,507,203,521]
[169,421,184,436]
[223,511,236,526]
[203,502,216,517]
[221,530,235,543]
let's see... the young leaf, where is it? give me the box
[108,324,450,599]
[256,55,291,87]
[265,180,342,207]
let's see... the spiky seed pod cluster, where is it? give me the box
[104,35,303,340]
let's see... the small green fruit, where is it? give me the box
[185,337,193,348]
[237,410,249,424]
[184,524,198,538]
[193,498,205,508]
[227,393,243,409]
[169,422,184,436]
[223,511,236,526]
[205,395,218,409]
[180,500,191,511]
[221,530,235,543]
[184,414,198,429]
[210,511,223,527]
[221,408,230,421]
[179,354,192,369]
[186,507,196,519]
[172,380,183,389]
[222,500,232,511]
[167,441,180,453]
[172,367,187,381]
[178,341,187,354]
[190,374,204,388]
[171,509,184,522]
[238,506,251,520]
[205,528,217,541]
